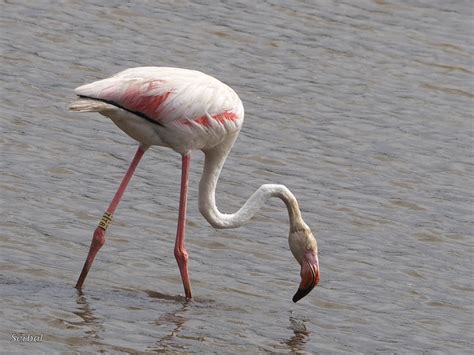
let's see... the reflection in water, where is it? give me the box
[144,289,189,303]
[152,311,187,351]
[285,316,310,353]
[145,290,189,352]
[73,289,104,340]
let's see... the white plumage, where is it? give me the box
[70,67,244,153]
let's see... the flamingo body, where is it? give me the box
[70,67,319,303]
[71,67,244,154]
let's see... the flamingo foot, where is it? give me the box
[75,226,106,289]
[174,247,192,300]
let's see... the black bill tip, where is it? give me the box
[292,286,313,303]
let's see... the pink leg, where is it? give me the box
[75,145,148,289]
[174,154,192,300]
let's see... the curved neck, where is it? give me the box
[198,136,306,231]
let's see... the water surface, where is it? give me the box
[1,0,473,353]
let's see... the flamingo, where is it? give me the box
[69,67,319,303]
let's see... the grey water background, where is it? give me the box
[1,0,473,353]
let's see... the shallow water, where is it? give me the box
[1,0,473,353]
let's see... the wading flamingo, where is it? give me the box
[69,67,319,302]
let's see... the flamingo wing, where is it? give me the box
[74,75,173,125]
[73,67,242,127]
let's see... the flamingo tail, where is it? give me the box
[68,98,111,113]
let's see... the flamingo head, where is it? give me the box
[289,225,320,303]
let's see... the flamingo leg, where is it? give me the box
[75,145,148,289]
[174,154,192,300]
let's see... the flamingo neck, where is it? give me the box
[198,137,306,231]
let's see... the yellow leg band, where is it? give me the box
[98,212,113,231]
